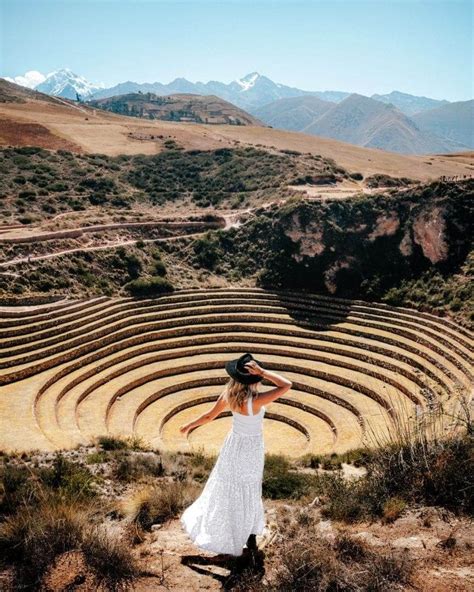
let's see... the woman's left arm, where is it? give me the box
[179,391,227,435]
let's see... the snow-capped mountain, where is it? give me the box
[235,72,260,91]
[4,70,46,89]
[5,68,104,100]
[5,68,456,120]
[35,69,104,100]
[90,72,351,111]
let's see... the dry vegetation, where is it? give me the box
[0,402,472,591]
[0,145,343,227]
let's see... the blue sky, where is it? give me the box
[1,0,472,101]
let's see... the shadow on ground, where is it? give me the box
[181,548,265,590]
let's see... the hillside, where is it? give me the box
[0,144,341,227]
[177,179,473,326]
[0,80,472,182]
[303,94,468,154]
[88,92,263,126]
[254,95,334,131]
[412,100,474,149]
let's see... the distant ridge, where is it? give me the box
[89,71,350,111]
[412,100,474,149]
[256,93,469,154]
[253,96,334,132]
[371,90,449,115]
[89,92,264,126]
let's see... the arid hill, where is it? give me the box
[89,92,263,126]
[302,94,467,154]
[254,95,334,131]
[412,99,474,149]
[0,78,472,181]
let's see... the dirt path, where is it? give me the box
[0,181,394,267]
[0,232,206,268]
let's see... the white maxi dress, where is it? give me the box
[180,395,266,556]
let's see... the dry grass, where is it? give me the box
[234,520,413,591]
[0,494,138,591]
[314,388,473,522]
[120,478,201,531]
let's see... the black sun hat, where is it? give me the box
[225,352,264,385]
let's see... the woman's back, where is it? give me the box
[231,395,265,436]
[232,395,264,417]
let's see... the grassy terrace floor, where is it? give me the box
[0,288,472,455]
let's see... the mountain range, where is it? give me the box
[255,94,472,154]
[5,68,450,113]
[3,68,473,154]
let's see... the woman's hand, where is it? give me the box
[244,360,264,376]
[179,424,191,435]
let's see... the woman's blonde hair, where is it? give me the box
[224,377,259,412]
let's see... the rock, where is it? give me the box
[392,536,425,549]
[353,531,384,547]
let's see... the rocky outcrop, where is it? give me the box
[412,206,449,264]
[216,179,473,303]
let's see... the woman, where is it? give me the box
[179,352,292,559]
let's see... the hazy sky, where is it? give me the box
[1,0,472,101]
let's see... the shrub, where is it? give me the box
[193,234,222,270]
[0,498,87,589]
[82,526,139,590]
[263,454,316,500]
[112,454,165,482]
[18,215,34,224]
[151,259,167,276]
[97,435,129,451]
[38,453,97,500]
[316,396,473,521]
[124,276,174,297]
[382,497,407,523]
[46,182,69,192]
[0,464,39,517]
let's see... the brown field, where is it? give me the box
[0,96,473,180]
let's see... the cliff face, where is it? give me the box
[217,180,473,303]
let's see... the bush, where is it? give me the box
[82,525,139,590]
[0,498,85,589]
[38,453,97,500]
[263,454,316,500]
[112,453,164,482]
[97,435,129,451]
[315,400,473,521]
[151,259,167,276]
[0,464,38,517]
[124,276,174,297]
[0,497,138,591]
[193,234,222,270]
